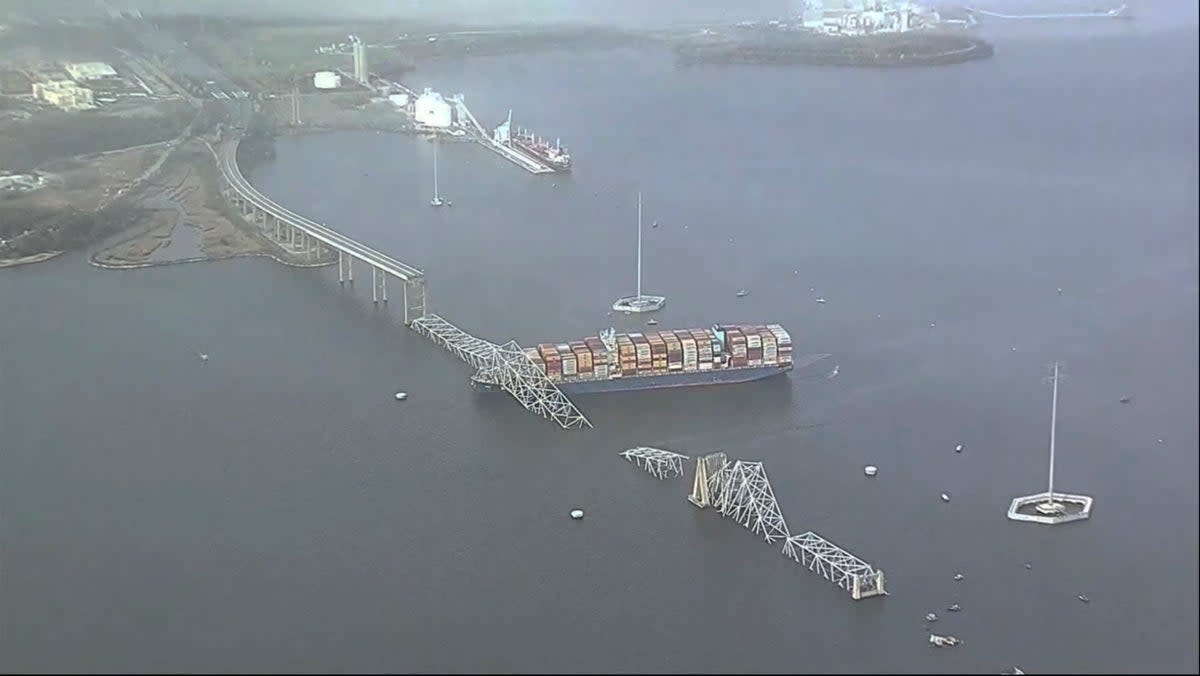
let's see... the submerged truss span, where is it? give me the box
[410,314,591,430]
[688,452,886,600]
[621,447,690,479]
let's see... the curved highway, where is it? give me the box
[215,138,424,281]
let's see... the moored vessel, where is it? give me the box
[471,324,831,395]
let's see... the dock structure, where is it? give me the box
[215,133,587,430]
[450,96,555,174]
[621,447,690,479]
[688,452,886,600]
[410,314,592,430]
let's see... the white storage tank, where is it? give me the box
[414,88,452,128]
[388,93,409,108]
[313,71,341,90]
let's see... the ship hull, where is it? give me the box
[510,141,572,172]
[473,363,795,394]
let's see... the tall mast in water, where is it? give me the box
[1046,361,1060,503]
[636,192,642,298]
[432,139,439,202]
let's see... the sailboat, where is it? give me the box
[430,139,449,207]
[611,192,666,313]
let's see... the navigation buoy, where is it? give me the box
[395,392,408,401]
[864,465,878,477]
[570,509,584,520]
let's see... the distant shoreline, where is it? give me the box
[0,251,64,269]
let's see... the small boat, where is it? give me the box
[646,319,658,326]
[925,612,938,622]
[953,573,964,581]
[394,392,408,401]
[929,634,960,648]
[947,603,961,612]
[736,289,749,298]
[1119,396,1131,403]
[863,465,878,477]
[652,220,659,228]
[815,298,826,304]
[1077,594,1090,603]
[940,493,951,503]
[955,443,964,452]
[196,352,209,362]
[570,509,585,520]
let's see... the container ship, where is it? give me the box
[471,324,831,395]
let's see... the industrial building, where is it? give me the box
[32,80,94,110]
[414,88,453,128]
[797,0,930,35]
[313,71,341,90]
[64,62,117,81]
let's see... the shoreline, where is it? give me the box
[88,249,336,270]
[0,251,65,269]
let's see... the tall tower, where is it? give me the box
[351,36,368,85]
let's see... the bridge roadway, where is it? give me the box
[213,136,590,429]
[215,137,428,323]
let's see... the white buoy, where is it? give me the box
[940,493,951,503]
[395,392,408,401]
[570,509,584,520]
[864,465,878,477]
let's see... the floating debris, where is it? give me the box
[930,322,937,328]
[929,633,960,648]
[1057,288,1063,295]
[646,318,658,326]
[925,612,938,622]
[196,352,209,362]
[955,443,964,453]
[941,493,951,503]
[570,509,585,520]
[394,392,408,401]
[1024,562,1033,570]
[815,298,827,304]
[1077,594,1090,603]
[1157,438,1165,445]
[1119,396,1131,404]
[736,289,749,298]
[948,603,962,612]
[864,465,878,477]
[827,364,840,379]
[953,573,964,581]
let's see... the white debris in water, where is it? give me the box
[925,612,938,622]
[395,392,408,401]
[570,509,585,520]
[955,444,964,453]
[953,573,964,581]
[864,465,878,477]
[940,493,951,503]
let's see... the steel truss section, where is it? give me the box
[410,314,501,370]
[783,531,886,599]
[410,314,591,430]
[709,460,791,544]
[688,452,885,600]
[621,447,690,479]
[475,340,592,430]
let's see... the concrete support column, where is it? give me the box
[275,219,281,241]
[381,273,388,303]
[371,267,378,303]
[347,257,353,283]
[338,251,344,283]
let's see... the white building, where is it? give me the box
[414,88,452,128]
[313,71,341,89]
[65,62,117,81]
[33,81,94,110]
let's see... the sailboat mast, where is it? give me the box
[433,140,439,201]
[1047,361,1059,500]
[636,192,642,298]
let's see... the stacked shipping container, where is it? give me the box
[515,325,794,385]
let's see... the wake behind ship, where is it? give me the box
[471,323,831,394]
